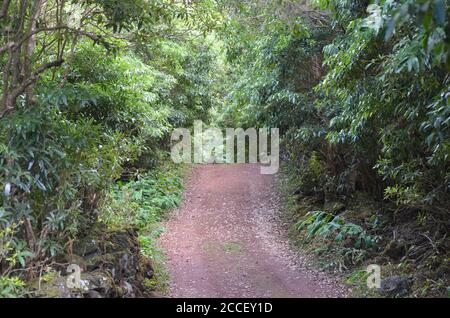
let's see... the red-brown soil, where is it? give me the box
[160,164,348,298]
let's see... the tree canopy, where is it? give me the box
[0,0,448,297]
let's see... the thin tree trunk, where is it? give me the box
[23,0,45,106]
[0,0,10,20]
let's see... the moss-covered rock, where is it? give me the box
[32,223,153,298]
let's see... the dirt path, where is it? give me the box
[159,164,348,298]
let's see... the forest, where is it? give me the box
[0,0,449,298]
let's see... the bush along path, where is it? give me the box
[159,164,349,298]
[19,164,186,298]
[1,0,449,299]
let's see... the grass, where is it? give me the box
[202,241,243,254]
[223,241,242,254]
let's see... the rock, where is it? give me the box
[73,237,102,257]
[81,271,114,295]
[35,223,153,298]
[120,281,135,298]
[30,275,74,298]
[379,276,411,296]
[64,254,87,271]
[84,253,116,272]
[88,290,103,298]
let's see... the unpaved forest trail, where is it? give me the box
[159,164,348,298]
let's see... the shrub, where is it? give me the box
[296,211,377,250]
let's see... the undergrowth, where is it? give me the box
[99,163,190,294]
[279,163,449,298]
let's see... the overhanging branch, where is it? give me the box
[0,59,64,118]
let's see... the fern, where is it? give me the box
[296,211,376,249]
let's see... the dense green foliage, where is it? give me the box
[217,0,449,296]
[100,162,186,293]
[0,0,448,297]
[100,163,184,230]
[0,0,221,296]
[219,0,449,207]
